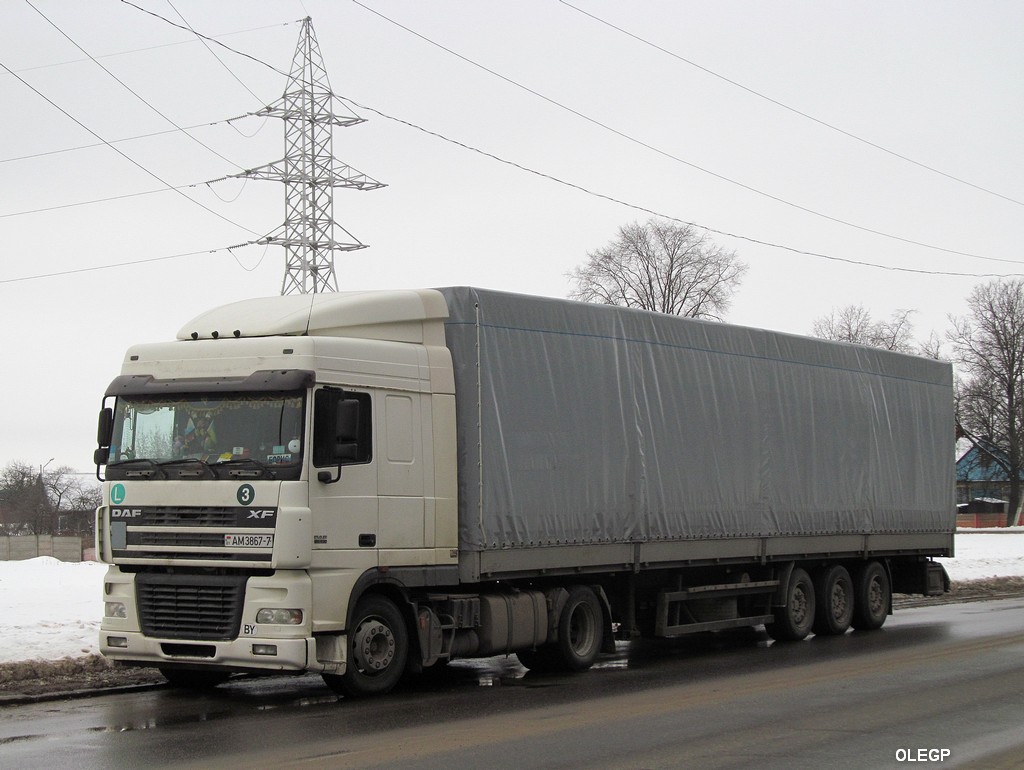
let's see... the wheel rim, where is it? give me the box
[568,602,599,656]
[791,585,809,626]
[867,577,884,616]
[830,581,849,619]
[352,617,396,674]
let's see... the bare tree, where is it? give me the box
[568,219,747,319]
[948,278,1024,526]
[0,461,100,536]
[811,304,917,353]
[918,331,946,361]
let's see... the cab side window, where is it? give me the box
[313,389,372,467]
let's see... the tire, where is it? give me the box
[159,667,230,689]
[851,561,890,631]
[518,585,604,673]
[556,585,604,671]
[765,567,815,641]
[322,595,409,698]
[811,564,854,636]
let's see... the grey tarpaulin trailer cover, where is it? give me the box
[439,287,954,581]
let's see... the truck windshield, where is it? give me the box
[106,392,305,480]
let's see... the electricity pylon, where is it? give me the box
[235,17,384,294]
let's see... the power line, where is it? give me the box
[1,185,183,219]
[0,116,247,165]
[8,4,1016,284]
[557,0,1023,210]
[165,1,264,103]
[13,20,297,74]
[349,0,1004,262]
[0,59,261,236]
[0,242,263,285]
[339,96,1024,279]
[120,0,294,79]
[26,0,242,171]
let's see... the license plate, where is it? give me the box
[224,534,274,548]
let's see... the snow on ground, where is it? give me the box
[937,527,1024,581]
[0,557,108,665]
[0,530,1022,665]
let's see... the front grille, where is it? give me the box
[136,572,247,641]
[134,532,228,548]
[110,505,277,564]
[117,550,272,562]
[145,507,242,527]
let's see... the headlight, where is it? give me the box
[105,601,127,619]
[256,608,303,625]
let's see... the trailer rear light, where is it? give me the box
[252,644,278,656]
[107,636,128,648]
[255,608,303,625]
[105,601,127,619]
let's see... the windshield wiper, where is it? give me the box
[213,457,273,479]
[157,458,216,479]
[107,458,165,479]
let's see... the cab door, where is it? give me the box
[309,388,377,568]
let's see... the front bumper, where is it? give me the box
[100,631,322,673]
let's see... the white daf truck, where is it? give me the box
[95,287,954,696]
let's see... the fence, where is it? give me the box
[0,535,83,562]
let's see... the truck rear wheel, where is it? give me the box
[766,567,815,641]
[518,585,604,673]
[851,561,890,630]
[322,595,408,698]
[812,564,854,636]
[557,585,604,671]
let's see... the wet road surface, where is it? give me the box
[2,598,1023,769]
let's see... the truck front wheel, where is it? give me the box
[766,567,815,641]
[322,595,409,698]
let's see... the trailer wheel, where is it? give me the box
[851,561,890,630]
[322,595,408,698]
[159,667,230,689]
[766,567,815,641]
[812,565,854,636]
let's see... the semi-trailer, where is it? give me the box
[95,287,953,695]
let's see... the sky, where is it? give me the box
[4,530,1023,664]
[1,0,1021,478]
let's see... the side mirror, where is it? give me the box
[95,406,113,481]
[97,407,113,449]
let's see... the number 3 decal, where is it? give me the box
[237,484,255,505]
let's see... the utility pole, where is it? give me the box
[235,17,384,294]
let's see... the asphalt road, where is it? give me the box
[2,598,1023,770]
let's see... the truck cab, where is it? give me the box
[96,290,458,690]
